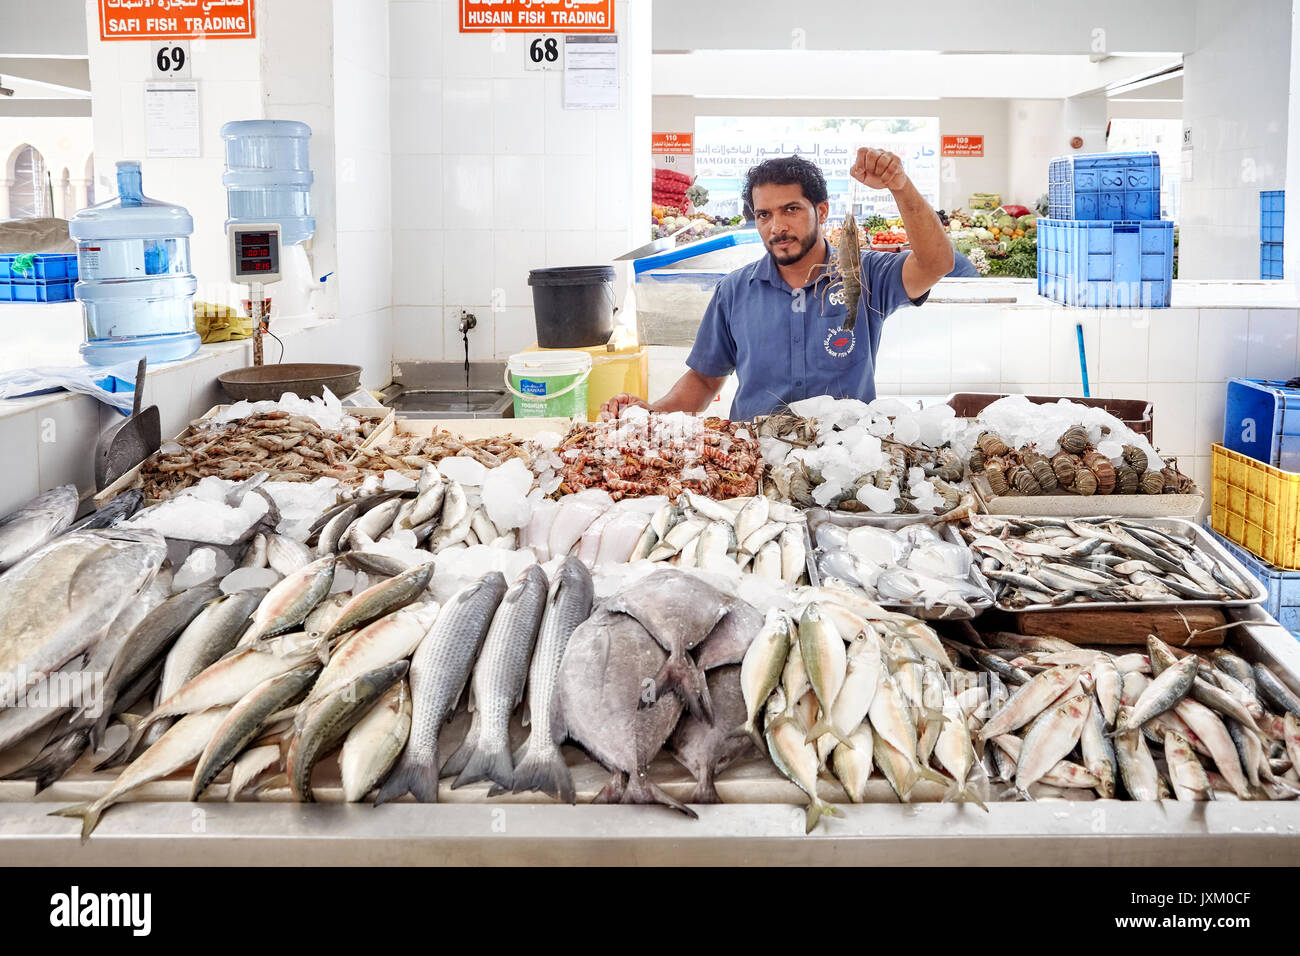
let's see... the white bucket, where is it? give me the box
[505,350,593,420]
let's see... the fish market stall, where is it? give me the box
[1,394,1299,866]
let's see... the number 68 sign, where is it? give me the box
[524,36,561,70]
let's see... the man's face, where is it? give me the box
[750,182,826,265]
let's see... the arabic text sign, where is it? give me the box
[99,0,255,40]
[652,133,692,155]
[460,0,615,34]
[941,135,983,158]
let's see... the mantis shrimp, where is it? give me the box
[805,211,867,330]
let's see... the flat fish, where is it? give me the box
[665,665,755,803]
[553,607,694,817]
[607,568,732,722]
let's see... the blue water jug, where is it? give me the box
[221,120,315,245]
[69,160,200,366]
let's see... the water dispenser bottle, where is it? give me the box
[221,120,315,245]
[70,160,200,366]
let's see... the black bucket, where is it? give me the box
[528,265,617,348]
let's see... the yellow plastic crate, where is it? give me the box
[1211,443,1300,570]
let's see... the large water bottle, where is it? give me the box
[70,160,200,366]
[221,120,315,245]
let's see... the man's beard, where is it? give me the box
[767,228,819,265]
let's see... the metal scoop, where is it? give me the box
[95,357,162,491]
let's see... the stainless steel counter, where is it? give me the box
[3,606,1298,866]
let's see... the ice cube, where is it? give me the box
[482,458,536,530]
[1096,440,1124,461]
[174,548,219,589]
[382,469,417,492]
[219,566,282,594]
[329,567,356,595]
[812,481,845,506]
[856,484,897,513]
[893,414,921,446]
[438,457,489,486]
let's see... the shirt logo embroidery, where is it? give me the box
[823,327,856,359]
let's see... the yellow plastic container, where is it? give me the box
[1211,442,1300,570]
[523,335,648,422]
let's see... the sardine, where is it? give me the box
[1175,698,1251,799]
[1112,654,1199,734]
[1254,663,1300,720]
[978,663,1084,741]
[1079,697,1117,798]
[1014,693,1090,796]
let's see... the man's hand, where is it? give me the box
[598,393,651,421]
[851,148,909,192]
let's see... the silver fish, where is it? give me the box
[288,659,408,802]
[445,565,548,789]
[511,557,593,803]
[191,661,321,800]
[734,608,793,751]
[320,562,434,643]
[242,556,335,644]
[1014,693,1090,796]
[314,504,357,558]
[1113,706,1163,800]
[1112,654,1199,734]
[240,532,269,569]
[266,534,313,576]
[0,484,78,571]
[341,679,411,802]
[51,707,232,841]
[374,572,507,804]
[159,588,265,703]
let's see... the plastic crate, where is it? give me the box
[1036,218,1173,308]
[1048,152,1160,221]
[0,278,76,302]
[1260,190,1285,243]
[1211,442,1300,570]
[0,253,78,280]
[1207,526,1300,636]
[1261,241,1284,279]
[1224,378,1300,472]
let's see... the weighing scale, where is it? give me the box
[228,222,282,366]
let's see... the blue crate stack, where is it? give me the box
[1038,151,1173,308]
[0,253,79,303]
[1260,190,1284,279]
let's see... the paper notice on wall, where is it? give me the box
[563,35,618,110]
[145,82,201,158]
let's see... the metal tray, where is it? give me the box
[985,517,1270,613]
[803,509,994,620]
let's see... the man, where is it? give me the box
[602,150,953,420]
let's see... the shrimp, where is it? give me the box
[805,213,866,330]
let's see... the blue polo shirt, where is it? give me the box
[686,241,929,420]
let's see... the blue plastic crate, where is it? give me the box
[1260,190,1285,242]
[1048,152,1161,222]
[1208,527,1300,637]
[0,278,76,302]
[1261,241,1284,279]
[0,253,77,281]
[1036,218,1173,308]
[1224,378,1300,472]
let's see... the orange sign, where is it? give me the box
[652,132,692,155]
[459,0,614,33]
[941,135,984,158]
[99,0,255,40]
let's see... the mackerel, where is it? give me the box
[320,562,434,642]
[978,663,1084,741]
[242,556,335,644]
[341,679,412,802]
[1013,693,1090,796]
[288,660,408,801]
[191,661,320,799]
[1112,654,1199,734]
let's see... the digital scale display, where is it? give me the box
[233,229,280,278]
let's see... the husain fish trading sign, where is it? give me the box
[99,0,255,40]
[459,0,615,33]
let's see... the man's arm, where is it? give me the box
[600,368,726,419]
[851,148,954,300]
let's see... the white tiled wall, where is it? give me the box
[1179,0,1292,279]
[388,0,648,363]
[879,304,1300,496]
